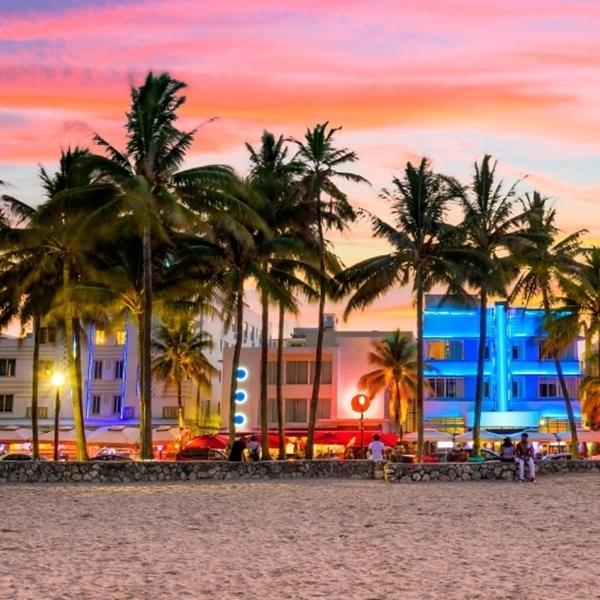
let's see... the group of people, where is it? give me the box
[446,446,470,463]
[500,432,536,482]
[227,435,261,462]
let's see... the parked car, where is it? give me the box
[541,452,580,461]
[89,453,133,461]
[175,447,227,461]
[0,453,47,461]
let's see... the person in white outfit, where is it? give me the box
[368,434,385,460]
[516,432,536,482]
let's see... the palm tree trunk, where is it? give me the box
[71,316,88,461]
[472,292,488,457]
[306,205,326,459]
[228,282,245,448]
[416,273,425,462]
[542,290,580,458]
[31,312,41,460]
[139,221,154,460]
[259,285,271,460]
[277,301,285,460]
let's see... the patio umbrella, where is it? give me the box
[184,434,228,450]
[403,429,454,443]
[39,427,80,444]
[0,427,33,444]
[455,430,502,444]
[87,426,140,447]
[508,431,558,443]
[554,429,600,443]
[152,427,187,444]
[313,431,353,446]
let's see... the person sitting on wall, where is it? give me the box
[457,446,469,462]
[499,436,516,462]
[446,447,459,462]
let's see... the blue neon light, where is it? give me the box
[235,390,247,403]
[234,413,246,426]
[236,367,248,381]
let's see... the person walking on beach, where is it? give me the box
[516,432,535,482]
[368,433,385,460]
[499,436,516,463]
[228,436,247,461]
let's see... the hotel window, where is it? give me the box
[39,327,56,344]
[539,377,578,398]
[267,362,277,385]
[427,377,464,398]
[0,394,14,412]
[317,398,331,420]
[537,339,576,360]
[511,340,524,360]
[112,395,123,414]
[38,360,54,380]
[0,359,16,377]
[93,361,103,380]
[512,377,525,398]
[95,329,106,345]
[483,378,490,398]
[427,340,463,360]
[285,398,308,423]
[116,330,126,345]
[267,398,278,423]
[114,360,124,379]
[91,395,101,415]
[286,361,309,384]
[310,360,333,384]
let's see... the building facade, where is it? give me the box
[222,316,408,434]
[0,304,267,432]
[422,295,583,433]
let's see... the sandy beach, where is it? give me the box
[1,473,598,600]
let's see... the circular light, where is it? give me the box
[234,390,247,403]
[52,372,64,387]
[234,413,246,426]
[236,367,248,381]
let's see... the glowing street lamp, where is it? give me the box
[351,393,371,459]
[52,372,64,461]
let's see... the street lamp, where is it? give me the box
[351,393,371,459]
[52,372,64,461]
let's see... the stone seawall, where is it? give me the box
[1,458,599,484]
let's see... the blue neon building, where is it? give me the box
[422,295,582,433]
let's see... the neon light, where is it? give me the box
[234,390,247,403]
[234,413,246,426]
[495,302,508,412]
[236,367,248,381]
[85,321,95,419]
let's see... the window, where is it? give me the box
[538,339,577,360]
[539,377,578,398]
[267,398,278,423]
[267,362,277,385]
[310,361,333,384]
[91,395,101,415]
[38,360,54,380]
[94,329,106,345]
[285,361,309,384]
[0,394,14,412]
[39,327,56,344]
[483,378,490,398]
[512,377,525,398]
[162,406,179,419]
[116,330,126,345]
[317,398,331,420]
[427,377,464,398]
[114,360,124,379]
[26,406,47,418]
[0,359,16,377]
[112,395,123,414]
[427,340,463,360]
[94,361,103,380]
[511,340,524,360]
[285,398,308,423]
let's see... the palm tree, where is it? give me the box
[290,122,368,459]
[455,155,527,456]
[580,376,600,429]
[338,158,466,461]
[357,331,422,441]
[509,191,585,458]
[151,314,217,444]
[90,72,231,459]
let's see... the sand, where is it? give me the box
[1,473,598,600]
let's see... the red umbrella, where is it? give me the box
[313,431,352,446]
[185,434,228,450]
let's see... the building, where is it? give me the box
[222,315,411,433]
[0,303,267,432]
[422,295,583,433]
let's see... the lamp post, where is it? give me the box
[351,393,371,459]
[52,372,64,461]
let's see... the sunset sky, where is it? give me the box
[2,0,600,333]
